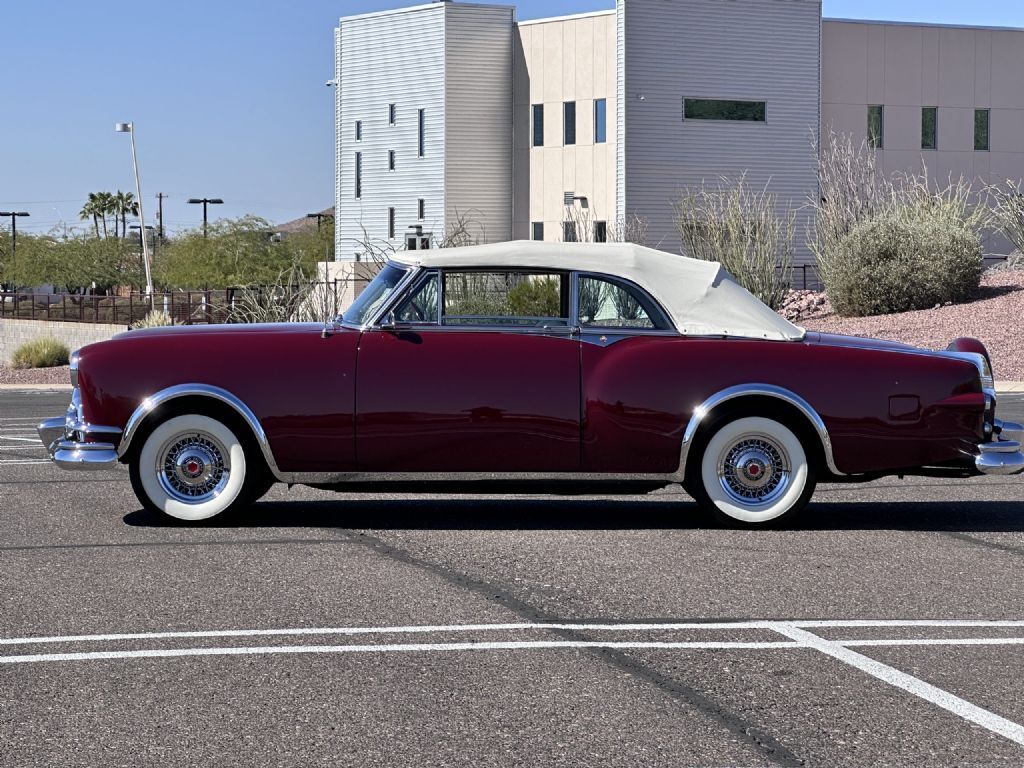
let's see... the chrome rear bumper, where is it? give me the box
[975,419,1024,476]
[37,389,122,471]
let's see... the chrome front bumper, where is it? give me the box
[975,419,1024,476]
[37,389,122,471]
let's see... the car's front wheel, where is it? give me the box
[129,413,265,521]
[688,415,816,527]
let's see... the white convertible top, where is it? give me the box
[403,241,804,341]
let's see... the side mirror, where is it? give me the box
[379,311,397,331]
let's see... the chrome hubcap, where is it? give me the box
[718,436,790,506]
[157,433,229,504]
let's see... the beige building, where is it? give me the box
[822,19,1024,186]
[512,11,617,242]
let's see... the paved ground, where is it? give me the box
[1,390,1023,767]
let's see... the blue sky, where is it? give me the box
[2,1,1022,235]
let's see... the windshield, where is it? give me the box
[341,263,409,325]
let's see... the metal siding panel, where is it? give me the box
[622,0,821,263]
[337,6,447,258]
[615,0,625,226]
[444,5,514,243]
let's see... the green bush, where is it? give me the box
[130,310,176,329]
[11,337,71,369]
[826,210,983,316]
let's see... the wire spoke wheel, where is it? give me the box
[717,434,791,507]
[695,415,815,526]
[156,431,231,504]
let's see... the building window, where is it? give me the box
[594,221,607,242]
[388,150,396,171]
[594,99,607,144]
[975,109,990,151]
[563,221,577,242]
[683,98,766,122]
[532,222,544,241]
[564,101,576,145]
[418,109,425,157]
[389,103,396,125]
[921,107,937,150]
[355,121,362,141]
[868,105,884,149]
[388,207,395,239]
[532,104,544,147]
[418,198,425,220]
[355,152,362,199]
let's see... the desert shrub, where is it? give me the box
[674,174,794,310]
[827,210,983,316]
[507,277,560,317]
[11,337,70,369]
[988,179,1024,256]
[131,310,176,329]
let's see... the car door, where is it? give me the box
[355,268,581,473]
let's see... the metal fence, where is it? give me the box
[0,279,370,327]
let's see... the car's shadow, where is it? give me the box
[124,497,1024,533]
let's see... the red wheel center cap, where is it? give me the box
[747,462,762,477]
[185,459,202,476]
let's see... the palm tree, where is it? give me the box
[79,193,101,237]
[94,192,115,238]
[113,191,138,237]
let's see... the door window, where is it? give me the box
[576,275,669,329]
[442,271,568,326]
[394,272,439,323]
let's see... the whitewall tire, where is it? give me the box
[693,416,815,526]
[130,414,249,521]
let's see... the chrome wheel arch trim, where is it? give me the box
[677,384,844,479]
[117,384,284,479]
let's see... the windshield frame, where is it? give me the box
[337,261,417,329]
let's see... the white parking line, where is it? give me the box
[776,624,1024,748]
[0,437,39,443]
[5,618,1024,746]
[0,460,51,466]
[0,639,805,665]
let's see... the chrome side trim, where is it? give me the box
[117,384,283,479]
[274,471,680,484]
[677,384,844,478]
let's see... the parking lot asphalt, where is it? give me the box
[1,390,1024,767]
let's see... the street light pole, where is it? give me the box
[0,211,29,287]
[187,198,224,238]
[114,122,154,299]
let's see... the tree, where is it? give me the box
[79,193,102,237]
[154,216,299,290]
[112,190,138,237]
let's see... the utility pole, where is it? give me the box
[187,197,224,238]
[305,212,334,232]
[0,211,30,287]
[156,193,166,240]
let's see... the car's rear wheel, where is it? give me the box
[688,415,815,527]
[129,413,264,521]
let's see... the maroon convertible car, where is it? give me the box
[39,241,1023,527]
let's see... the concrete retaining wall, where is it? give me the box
[0,318,126,365]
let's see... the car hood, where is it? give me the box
[113,322,328,340]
